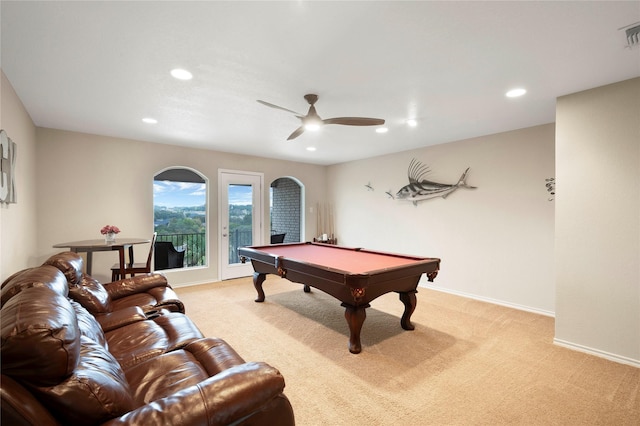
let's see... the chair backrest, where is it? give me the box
[145,232,157,268]
[154,240,185,270]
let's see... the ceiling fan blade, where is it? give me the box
[287,126,305,140]
[323,117,385,126]
[257,100,301,115]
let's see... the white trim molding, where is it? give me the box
[421,283,555,318]
[553,338,640,368]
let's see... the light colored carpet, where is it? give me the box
[175,276,639,425]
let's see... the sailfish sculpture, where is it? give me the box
[394,159,476,205]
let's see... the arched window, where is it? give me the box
[153,168,207,270]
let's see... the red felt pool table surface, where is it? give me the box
[250,243,424,275]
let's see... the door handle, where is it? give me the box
[222,234,227,237]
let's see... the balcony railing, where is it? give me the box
[228,227,253,264]
[156,233,205,267]
[156,229,253,267]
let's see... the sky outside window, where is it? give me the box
[154,181,253,207]
[153,181,205,207]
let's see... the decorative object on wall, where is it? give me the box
[545,178,555,201]
[365,182,374,191]
[0,129,17,205]
[394,159,476,206]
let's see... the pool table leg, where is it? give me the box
[253,272,267,302]
[342,303,369,354]
[399,290,417,330]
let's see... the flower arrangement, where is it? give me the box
[100,225,121,235]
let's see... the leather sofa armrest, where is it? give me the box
[104,274,169,300]
[145,286,185,313]
[96,306,147,332]
[1,374,60,426]
[102,362,292,426]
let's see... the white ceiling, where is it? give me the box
[2,1,639,165]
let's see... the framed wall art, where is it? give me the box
[1,129,17,204]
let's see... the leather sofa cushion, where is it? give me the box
[95,306,148,332]
[109,291,160,312]
[124,338,245,405]
[43,251,84,285]
[125,349,211,404]
[69,274,111,314]
[31,336,134,426]
[105,321,168,369]
[0,265,68,307]
[70,299,108,348]
[1,286,80,385]
[105,312,203,369]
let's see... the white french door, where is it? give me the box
[218,170,263,280]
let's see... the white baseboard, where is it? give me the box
[171,278,221,289]
[420,283,555,317]
[553,338,640,368]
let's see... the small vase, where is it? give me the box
[105,232,116,243]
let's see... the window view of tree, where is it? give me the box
[153,169,207,269]
[227,184,253,264]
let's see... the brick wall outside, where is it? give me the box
[271,178,301,243]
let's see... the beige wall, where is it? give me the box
[327,124,556,315]
[555,77,640,364]
[0,70,38,278]
[34,128,326,285]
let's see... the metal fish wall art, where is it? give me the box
[394,159,476,205]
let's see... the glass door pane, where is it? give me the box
[219,170,263,280]
[227,184,253,265]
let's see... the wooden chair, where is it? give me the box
[111,232,157,281]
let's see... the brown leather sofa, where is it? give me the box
[1,253,295,425]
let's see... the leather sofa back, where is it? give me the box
[1,284,136,425]
[2,286,80,385]
[43,250,84,285]
[1,265,68,307]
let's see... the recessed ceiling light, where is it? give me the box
[406,119,417,127]
[376,127,388,134]
[142,117,158,124]
[170,68,193,80]
[506,88,527,98]
[306,146,316,151]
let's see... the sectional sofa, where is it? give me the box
[1,252,295,425]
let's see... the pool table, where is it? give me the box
[238,242,440,354]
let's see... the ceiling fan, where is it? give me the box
[257,94,385,140]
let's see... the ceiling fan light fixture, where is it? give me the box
[259,93,386,140]
[506,88,527,98]
[170,68,193,80]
